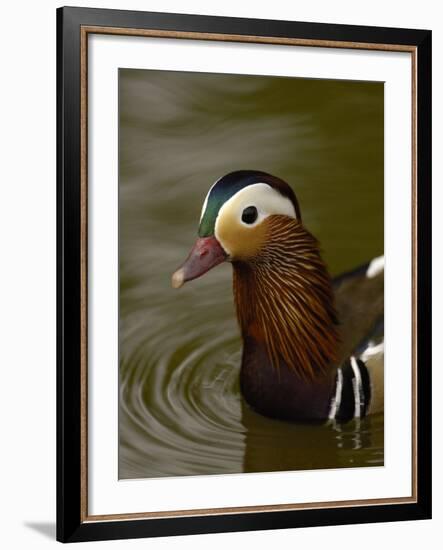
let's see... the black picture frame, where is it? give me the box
[57,6,432,543]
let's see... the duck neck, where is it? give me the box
[232,217,340,420]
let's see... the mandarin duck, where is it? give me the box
[172,171,383,423]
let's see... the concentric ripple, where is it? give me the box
[119,289,247,478]
[119,279,384,479]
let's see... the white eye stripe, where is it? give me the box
[217,183,296,224]
[214,183,297,251]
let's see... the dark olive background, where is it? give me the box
[118,68,384,479]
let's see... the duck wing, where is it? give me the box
[332,257,384,415]
[333,256,384,364]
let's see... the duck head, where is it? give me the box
[172,170,339,383]
[171,170,301,287]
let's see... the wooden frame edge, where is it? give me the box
[84,496,416,523]
[80,24,89,524]
[82,24,417,52]
[79,25,419,524]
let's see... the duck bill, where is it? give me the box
[171,236,227,289]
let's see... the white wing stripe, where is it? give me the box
[350,356,363,418]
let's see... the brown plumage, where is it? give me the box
[172,170,383,421]
[232,215,340,381]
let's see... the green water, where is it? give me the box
[118,68,384,479]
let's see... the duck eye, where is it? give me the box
[241,206,258,224]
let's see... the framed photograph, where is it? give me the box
[57,6,432,543]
